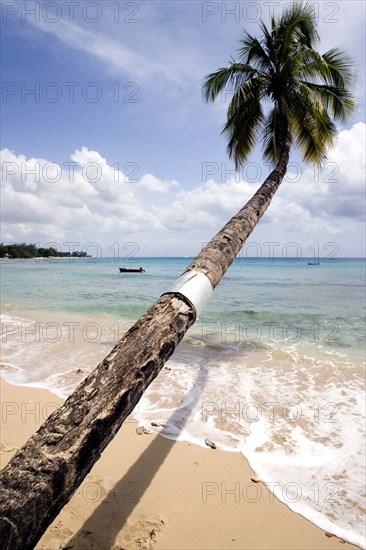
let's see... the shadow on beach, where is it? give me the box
[64,362,209,549]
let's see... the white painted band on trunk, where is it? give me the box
[162,270,213,316]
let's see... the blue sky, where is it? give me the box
[1,0,365,257]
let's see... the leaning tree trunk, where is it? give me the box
[0,142,289,549]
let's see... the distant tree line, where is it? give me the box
[0,243,88,258]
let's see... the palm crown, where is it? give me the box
[203,2,355,168]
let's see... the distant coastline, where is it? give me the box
[1,243,365,262]
[0,243,90,259]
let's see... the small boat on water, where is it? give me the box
[119,267,145,273]
[308,262,320,265]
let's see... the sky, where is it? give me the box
[1,0,365,258]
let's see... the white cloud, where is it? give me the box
[327,122,366,188]
[21,4,205,88]
[1,123,365,254]
[279,122,366,224]
[29,18,174,83]
[140,174,179,194]
[0,146,165,243]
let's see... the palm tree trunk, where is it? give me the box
[186,139,290,287]
[0,143,290,550]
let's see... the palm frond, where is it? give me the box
[222,81,265,167]
[238,32,274,74]
[275,2,319,66]
[261,107,285,163]
[321,48,355,88]
[202,63,260,102]
[298,81,355,121]
[287,83,337,163]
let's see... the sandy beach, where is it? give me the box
[0,377,360,550]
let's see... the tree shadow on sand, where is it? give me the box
[64,359,210,549]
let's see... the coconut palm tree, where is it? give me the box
[186,1,355,286]
[0,4,356,548]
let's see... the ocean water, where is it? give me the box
[0,256,365,548]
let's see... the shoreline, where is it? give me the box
[0,377,360,550]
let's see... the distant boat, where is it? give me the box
[308,262,320,265]
[119,267,145,273]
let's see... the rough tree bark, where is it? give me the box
[0,143,289,549]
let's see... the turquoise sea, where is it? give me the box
[0,256,365,548]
